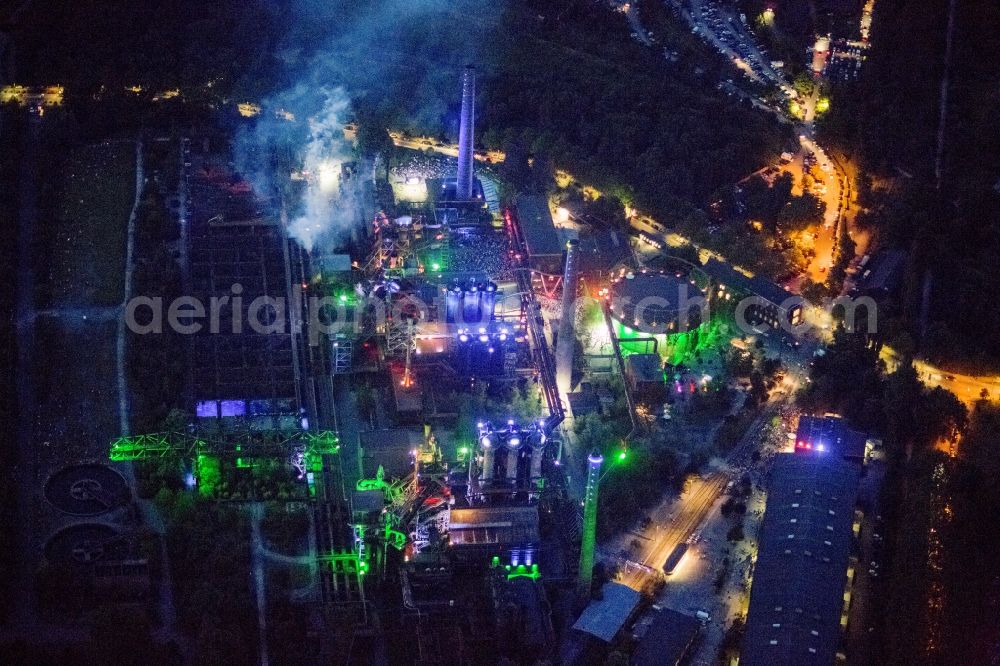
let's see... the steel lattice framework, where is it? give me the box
[110,430,340,471]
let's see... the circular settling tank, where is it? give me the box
[45,523,123,565]
[44,464,130,516]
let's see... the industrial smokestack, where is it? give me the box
[577,451,604,600]
[456,65,476,200]
[556,239,579,395]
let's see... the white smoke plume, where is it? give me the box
[287,89,353,251]
[234,83,356,251]
[233,0,503,251]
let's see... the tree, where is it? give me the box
[160,407,189,433]
[749,370,768,405]
[826,225,856,294]
[778,192,825,231]
[583,194,628,232]
[743,174,792,230]
[800,324,882,427]
[793,72,815,97]
[499,138,530,190]
[510,384,542,420]
[527,150,555,193]
[801,278,828,302]
[604,652,629,666]
[355,110,396,180]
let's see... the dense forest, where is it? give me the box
[820,0,1000,369]
[480,0,789,220]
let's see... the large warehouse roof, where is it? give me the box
[741,454,860,666]
[631,607,700,666]
[702,258,797,309]
[515,195,563,259]
[572,582,641,643]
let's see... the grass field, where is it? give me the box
[46,140,135,307]
[32,317,120,465]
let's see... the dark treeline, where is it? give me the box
[820,0,1000,370]
[7,0,788,229]
[7,0,286,98]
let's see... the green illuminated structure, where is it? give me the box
[413,240,448,274]
[109,432,205,460]
[110,430,339,462]
[355,465,405,504]
[319,551,367,577]
[109,430,340,497]
[615,316,728,366]
[355,467,410,557]
[577,450,604,600]
[384,522,407,551]
[506,563,541,581]
[492,556,542,582]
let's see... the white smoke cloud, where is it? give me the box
[233,0,504,251]
[234,84,357,251]
[287,88,353,251]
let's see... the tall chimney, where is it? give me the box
[556,239,579,395]
[577,451,604,600]
[456,65,476,200]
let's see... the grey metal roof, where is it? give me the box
[701,258,798,310]
[631,608,700,666]
[741,454,860,666]
[795,415,866,460]
[578,227,631,272]
[515,195,563,257]
[856,249,906,294]
[572,582,642,643]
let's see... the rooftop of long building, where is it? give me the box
[741,453,860,666]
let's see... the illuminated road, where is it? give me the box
[618,410,773,590]
[619,473,728,589]
[797,134,845,283]
[662,0,856,286]
[389,131,503,163]
[882,347,999,405]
